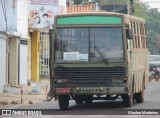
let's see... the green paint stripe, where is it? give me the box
[57,16,122,25]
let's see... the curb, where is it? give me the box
[0,104,20,109]
[0,99,49,109]
[0,101,12,105]
[0,100,20,109]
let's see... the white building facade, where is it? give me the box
[0,0,29,92]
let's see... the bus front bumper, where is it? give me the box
[55,86,129,95]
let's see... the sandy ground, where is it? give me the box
[0,79,51,109]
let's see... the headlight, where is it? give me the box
[57,79,69,83]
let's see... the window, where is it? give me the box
[55,27,124,63]
[55,28,89,62]
[90,28,124,62]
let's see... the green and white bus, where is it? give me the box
[49,12,149,110]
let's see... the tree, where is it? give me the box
[133,0,148,19]
[147,30,160,54]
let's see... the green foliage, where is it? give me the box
[146,8,160,34]
[147,30,157,54]
[133,0,148,19]
[146,8,160,54]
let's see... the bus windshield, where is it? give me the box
[55,28,124,63]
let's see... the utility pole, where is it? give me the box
[130,0,134,15]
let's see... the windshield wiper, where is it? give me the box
[95,46,108,64]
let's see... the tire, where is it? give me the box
[122,86,133,107]
[58,95,69,110]
[84,95,93,104]
[134,89,144,103]
[122,94,133,107]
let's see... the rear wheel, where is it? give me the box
[58,95,69,110]
[134,89,144,103]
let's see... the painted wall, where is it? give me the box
[0,0,29,87]
[58,0,66,15]
[31,31,40,81]
[9,37,19,86]
[0,34,7,93]
[0,0,17,32]
[17,0,29,37]
[0,0,29,37]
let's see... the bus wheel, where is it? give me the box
[122,93,133,107]
[58,95,69,110]
[134,89,144,103]
[84,95,93,104]
[122,86,133,107]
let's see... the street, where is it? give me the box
[14,80,160,116]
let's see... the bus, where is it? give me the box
[48,12,149,110]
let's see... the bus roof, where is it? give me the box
[55,12,145,22]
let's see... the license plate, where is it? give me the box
[56,88,70,94]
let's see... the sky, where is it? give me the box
[140,0,160,11]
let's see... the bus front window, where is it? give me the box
[90,28,124,62]
[55,28,89,62]
[55,27,124,63]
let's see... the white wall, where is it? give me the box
[0,0,29,36]
[0,0,29,37]
[58,0,66,14]
[0,34,7,93]
[0,0,17,32]
[19,44,28,85]
[0,0,29,87]
[17,0,29,37]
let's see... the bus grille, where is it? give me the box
[54,67,125,84]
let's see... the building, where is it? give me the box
[28,0,66,81]
[0,0,29,92]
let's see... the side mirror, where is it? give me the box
[126,28,133,39]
